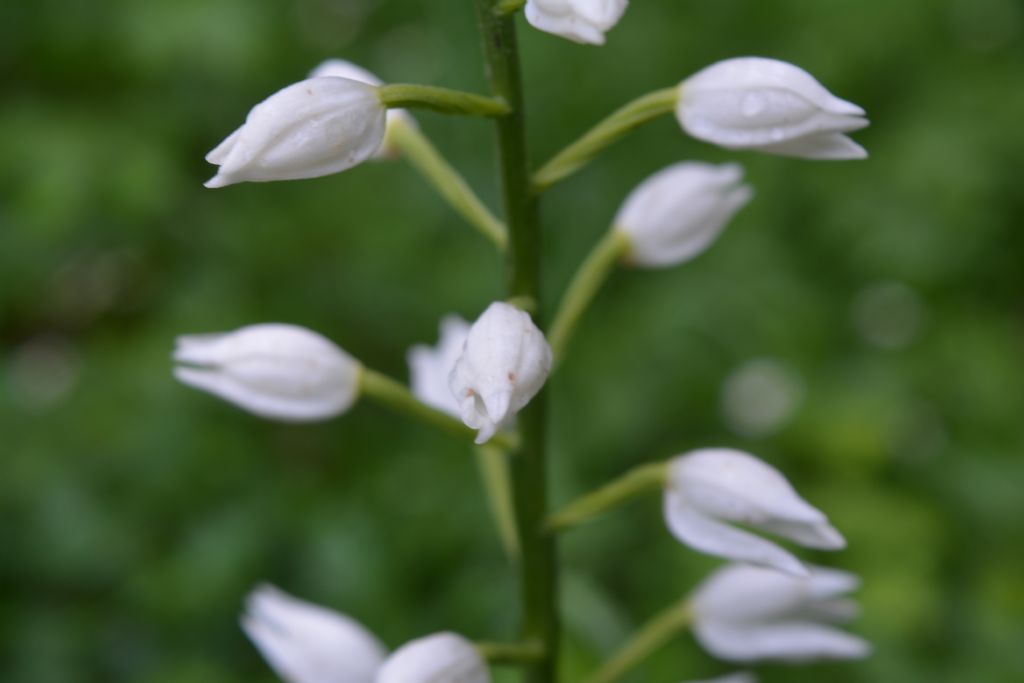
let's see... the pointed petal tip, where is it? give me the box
[204,174,232,189]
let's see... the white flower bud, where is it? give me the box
[241,584,386,683]
[173,323,361,422]
[449,302,552,444]
[613,162,753,268]
[376,632,489,683]
[663,449,845,576]
[676,57,868,160]
[690,564,871,662]
[407,315,471,417]
[204,76,386,188]
[308,59,416,159]
[525,0,629,45]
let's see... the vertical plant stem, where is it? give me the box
[475,3,558,682]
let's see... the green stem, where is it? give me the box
[359,368,514,450]
[478,639,546,665]
[475,3,558,683]
[583,601,692,683]
[389,118,508,249]
[476,443,521,560]
[548,229,630,363]
[378,83,510,117]
[546,462,667,533]
[533,87,680,190]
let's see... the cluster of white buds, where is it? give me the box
[243,585,490,683]
[525,0,630,45]
[676,57,869,160]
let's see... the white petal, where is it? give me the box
[752,132,868,160]
[309,59,383,85]
[242,584,386,683]
[694,620,871,663]
[663,492,808,576]
[668,450,839,550]
[407,315,470,417]
[376,632,489,683]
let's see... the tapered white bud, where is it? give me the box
[525,0,629,45]
[663,449,845,576]
[173,323,361,422]
[204,77,386,188]
[613,162,753,268]
[377,632,489,683]
[308,59,415,159]
[676,57,868,160]
[449,302,552,444]
[407,315,471,417]
[241,584,386,683]
[690,564,871,662]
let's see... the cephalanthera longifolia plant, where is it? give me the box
[176,2,871,682]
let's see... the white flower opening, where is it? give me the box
[690,563,871,663]
[377,632,490,683]
[204,76,386,188]
[614,161,753,268]
[173,323,361,422]
[242,584,386,683]
[663,449,845,575]
[525,0,629,45]
[449,302,552,444]
[676,57,869,160]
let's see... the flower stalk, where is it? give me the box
[389,118,508,249]
[475,2,557,682]
[533,87,680,190]
[583,600,692,683]
[359,368,515,450]
[378,84,510,117]
[548,229,630,362]
[546,462,667,532]
[477,639,546,665]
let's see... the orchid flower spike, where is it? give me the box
[308,58,415,159]
[676,57,869,160]
[663,449,845,575]
[449,302,552,444]
[407,315,471,418]
[173,323,361,422]
[690,563,871,662]
[525,0,629,45]
[377,632,490,683]
[242,584,386,683]
[614,162,753,268]
[204,76,386,187]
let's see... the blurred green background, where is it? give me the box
[3,0,1023,681]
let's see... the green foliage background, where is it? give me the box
[2,0,1023,681]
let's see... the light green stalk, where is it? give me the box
[548,229,631,362]
[378,83,510,117]
[546,462,668,533]
[476,443,521,560]
[389,118,508,249]
[533,87,680,190]
[583,601,693,683]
